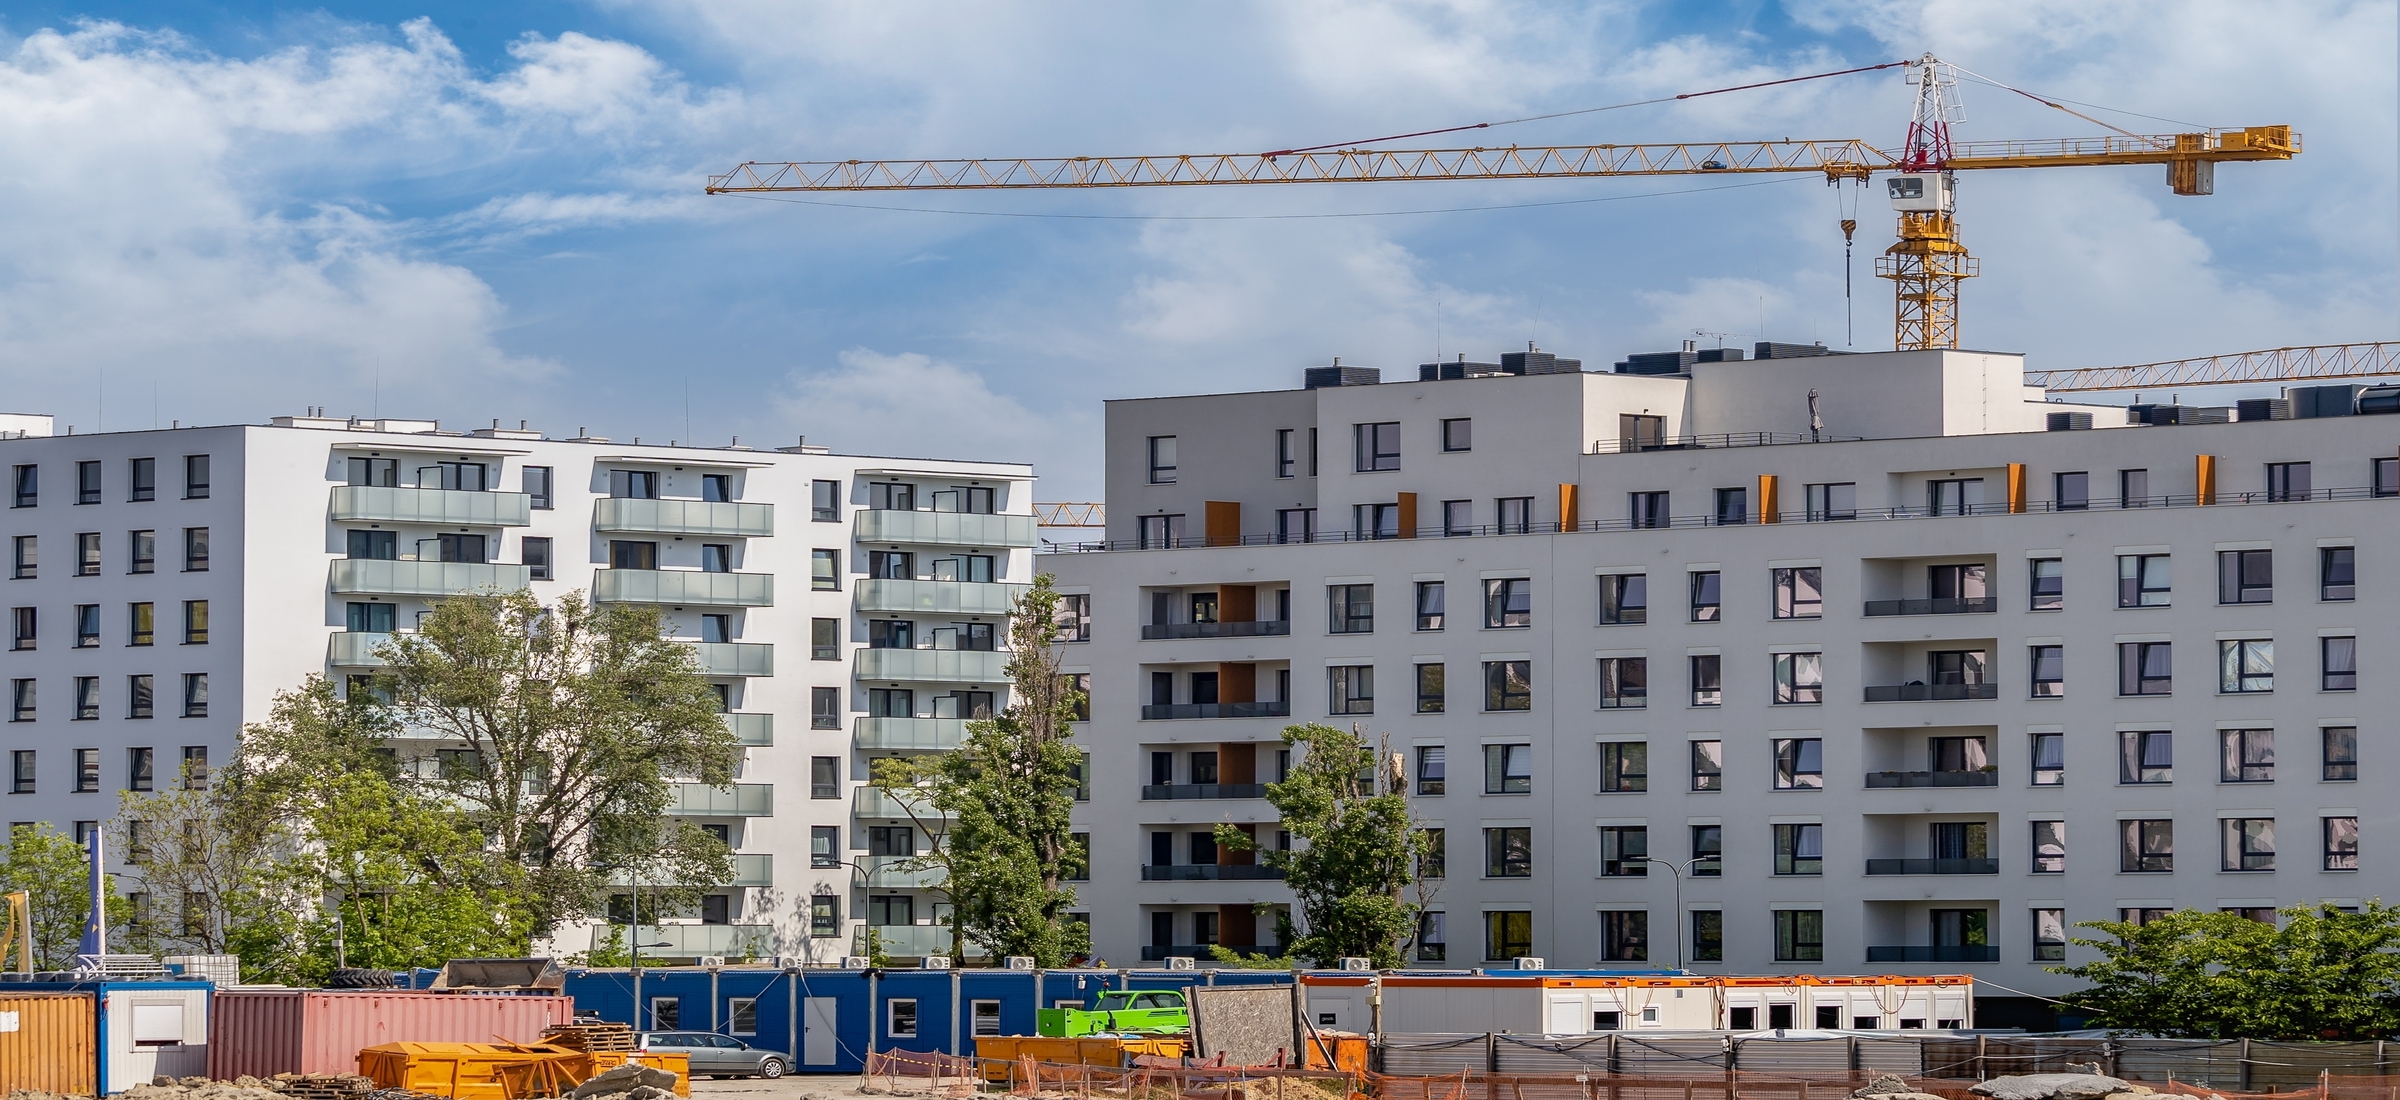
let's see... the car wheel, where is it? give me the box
[756,1058,786,1079]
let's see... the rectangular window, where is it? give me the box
[1483,827,1532,877]
[2031,820,2065,873]
[521,536,552,580]
[808,618,839,661]
[183,455,209,498]
[698,473,731,503]
[129,602,153,647]
[1050,594,1091,642]
[1692,910,1725,962]
[1689,654,1721,707]
[2033,909,2067,961]
[8,750,31,793]
[2318,635,2358,691]
[2222,818,2275,871]
[2118,641,2172,695]
[1688,571,1721,621]
[811,549,839,590]
[1804,482,1855,521]
[2114,467,2149,508]
[2379,456,2400,497]
[1484,660,1531,711]
[1495,496,1533,534]
[1327,584,1373,633]
[1415,747,1446,795]
[699,543,731,573]
[128,530,154,575]
[9,607,30,651]
[2219,639,2273,694]
[73,604,97,648]
[345,603,394,635]
[439,533,489,565]
[515,465,552,510]
[2220,728,2274,782]
[2029,645,2064,697]
[793,478,834,524]
[2054,471,2088,511]
[1440,418,1471,452]
[1484,744,1532,794]
[607,470,657,500]
[811,686,839,730]
[75,460,100,505]
[127,746,153,789]
[7,679,28,722]
[1773,738,1822,790]
[1691,824,1722,876]
[1599,742,1647,792]
[1773,910,1824,962]
[1927,477,1982,515]
[72,678,96,721]
[1627,491,1668,530]
[1597,657,1645,709]
[1353,422,1400,472]
[1773,652,1823,705]
[2119,730,2172,784]
[1773,567,1822,619]
[182,675,208,718]
[1440,499,1472,536]
[2030,731,2064,785]
[2325,816,2360,870]
[182,600,208,645]
[2324,726,2358,781]
[2029,558,2063,611]
[1600,909,1648,961]
[2218,549,2272,604]
[1483,578,1531,628]
[1484,910,1532,962]
[1713,487,1748,526]
[2266,461,2311,502]
[1273,509,1313,544]
[1413,581,1444,631]
[1328,665,1373,715]
[1690,740,1722,791]
[811,756,839,799]
[1271,428,1297,479]
[887,1000,919,1039]
[1414,663,1445,714]
[74,532,98,576]
[8,465,32,508]
[2321,546,2356,601]
[11,535,31,579]
[1773,823,1823,874]
[808,894,840,937]
[182,528,209,572]
[1599,573,1646,625]
[2119,554,2171,607]
[127,676,151,720]
[1598,827,1648,877]
[346,529,396,560]
[1416,911,1446,961]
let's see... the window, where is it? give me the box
[1354,422,1399,472]
[1772,568,1822,619]
[10,536,30,579]
[2218,549,2273,604]
[1713,487,1748,526]
[72,748,97,793]
[2119,554,2170,607]
[2219,818,2276,872]
[346,530,396,560]
[2321,546,2356,601]
[2029,558,2063,611]
[1762,739,1823,792]
[8,751,30,793]
[1595,657,1645,709]
[1690,741,1722,791]
[182,675,208,718]
[129,603,153,647]
[2316,635,2358,691]
[127,677,151,720]
[1328,584,1373,633]
[1773,823,1822,874]
[182,600,208,645]
[1328,665,1373,715]
[808,756,840,799]
[1926,477,1982,515]
[1689,824,1723,875]
[2219,639,2273,694]
[1441,500,1472,536]
[8,465,31,508]
[6,680,28,722]
[1484,579,1530,628]
[2214,727,2276,783]
[805,893,841,937]
[1599,742,1647,792]
[1774,910,1824,961]
[509,465,550,511]
[1627,491,1668,529]
[439,533,489,565]
[802,618,837,661]
[1484,744,1531,794]
[2118,642,2172,695]
[1601,910,1648,960]
[810,686,839,730]
[1275,509,1315,544]
[2030,732,2064,785]
[2264,460,2311,502]
[1484,827,1532,877]
[2052,471,2089,511]
[2325,817,2360,870]
[1416,912,1446,961]
[1689,654,1721,707]
[2121,819,2173,871]
[1484,661,1531,711]
[1496,496,1533,534]
[811,549,839,590]
[606,469,657,500]
[71,532,99,576]
[1598,827,1648,877]
[67,675,95,721]
[1599,573,1645,625]
[2031,820,2065,873]
[127,746,153,789]
[1484,911,1532,961]
[1441,418,1472,452]
[74,605,97,648]
[2324,726,2358,781]
[1414,663,1444,713]
[1692,910,1724,962]
[1805,482,1855,521]
[182,528,209,572]
[521,537,552,581]
[887,1000,919,1039]
[697,473,731,503]
[1773,652,1823,704]
[1414,581,1444,631]
[74,460,99,505]
[1415,747,1446,795]
[1273,428,1297,478]
[2032,909,2067,961]
[1687,571,1720,621]
[2119,730,2171,784]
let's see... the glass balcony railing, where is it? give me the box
[858,924,984,959]
[330,485,532,527]
[595,923,774,958]
[1139,865,1286,881]
[722,712,773,747]
[854,717,969,751]
[328,631,393,667]
[1864,770,1999,788]
[1139,702,1291,720]
[1863,858,2000,875]
[594,498,774,538]
[690,642,774,677]
[330,559,532,597]
[1863,683,1999,702]
[853,786,954,820]
[1862,597,1998,617]
[593,569,773,607]
[864,855,946,888]
[1142,944,1273,961]
[606,853,772,889]
[1865,945,1999,962]
[855,509,1038,548]
[853,579,1028,616]
[854,648,1009,684]
[667,782,774,817]
[1141,621,1292,640]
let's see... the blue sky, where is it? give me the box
[0,2,2387,498]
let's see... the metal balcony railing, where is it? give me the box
[853,578,1028,616]
[854,717,969,751]
[722,712,773,747]
[1140,621,1293,640]
[328,632,393,667]
[1139,702,1292,720]
[1865,945,1999,962]
[690,642,774,677]
[1139,864,1286,881]
[1140,783,1269,800]
[1141,945,1273,961]
[1864,770,1999,788]
[667,783,774,817]
[854,648,1010,684]
[854,509,1038,548]
[1862,597,1998,617]
[593,569,774,607]
[1863,858,2000,875]
[330,485,532,527]
[594,497,774,537]
[330,559,533,597]
[1863,683,1999,702]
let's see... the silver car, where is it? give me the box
[636,1032,789,1078]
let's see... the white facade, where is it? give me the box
[0,414,1032,962]
[1044,347,2397,1023]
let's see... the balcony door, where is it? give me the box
[1927,650,1987,685]
[1929,822,1988,861]
[1929,908,1988,948]
[1926,563,1987,601]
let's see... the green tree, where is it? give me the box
[2052,903,2400,1038]
[1219,724,1420,968]
[871,575,1088,965]
[0,823,131,970]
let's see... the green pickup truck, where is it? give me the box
[1036,990,1191,1037]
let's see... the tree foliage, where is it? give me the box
[0,824,130,970]
[1220,724,1419,968]
[2052,904,2400,1039]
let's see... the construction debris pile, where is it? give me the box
[1969,1073,2160,1100]
[540,1023,637,1052]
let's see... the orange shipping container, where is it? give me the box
[210,990,574,1079]
[0,991,98,1095]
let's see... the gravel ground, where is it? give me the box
[690,1075,881,1100]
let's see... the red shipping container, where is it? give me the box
[209,991,574,1080]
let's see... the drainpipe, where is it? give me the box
[786,964,800,1069]
[709,964,722,1033]
[951,967,962,1055]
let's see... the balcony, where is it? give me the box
[1139,702,1291,721]
[855,648,1009,684]
[330,485,532,527]
[330,559,533,597]
[859,924,985,959]
[1140,865,1287,881]
[1864,770,1998,789]
[667,783,774,817]
[1863,858,2000,875]
[864,855,946,888]
[1141,783,1269,800]
[1862,597,1998,617]
[596,923,774,958]
[328,631,392,667]
[855,509,1037,549]
[1142,945,1271,962]
[594,497,774,538]
[854,578,1027,616]
[1141,621,1293,641]
[722,712,773,747]
[691,642,775,678]
[854,786,954,820]
[1863,683,1999,702]
[1865,945,1999,963]
[608,853,773,889]
[593,569,773,607]
[855,717,968,751]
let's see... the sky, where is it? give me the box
[0,1,2389,499]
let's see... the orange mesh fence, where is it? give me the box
[865,1049,1360,1099]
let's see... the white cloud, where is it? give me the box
[773,349,1067,470]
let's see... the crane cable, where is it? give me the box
[1940,60,2168,149]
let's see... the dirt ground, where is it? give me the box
[690,1074,881,1100]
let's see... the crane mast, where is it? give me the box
[1878,54,1976,351]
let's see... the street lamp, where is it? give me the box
[1640,858,1712,972]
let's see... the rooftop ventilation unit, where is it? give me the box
[2288,384,2363,418]
[1305,358,1381,388]
[1754,341,1843,360]
[1418,355,1509,381]
[1502,343,1583,375]
[1164,956,1198,971]
[2046,411,2093,431]
[2236,398,2293,422]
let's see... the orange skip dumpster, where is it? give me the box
[359,1041,591,1100]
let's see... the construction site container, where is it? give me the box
[974,1035,1187,1080]
[210,990,576,1079]
[0,991,98,1094]
[0,978,213,1093]
[1296,973,1974,1036]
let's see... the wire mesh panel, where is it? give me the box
[1380,1035,1494,1077]
[1615,1036,1732,1075]
[2248,1042,2386,1088]
[1734,1038,1855,1075]
[1853,1037,1927,1076]
[2117,1040,2244,1088]
[1495,1035,1614,1075]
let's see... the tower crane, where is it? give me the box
[709,55,2297,351]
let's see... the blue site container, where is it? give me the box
[0,978,212,1093]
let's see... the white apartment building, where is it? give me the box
[1041,345,2400,1027]
[0,413,1033,963]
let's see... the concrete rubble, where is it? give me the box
[1970,1074,2162,1100]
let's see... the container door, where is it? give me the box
[1546,996,1583,1035]
[804,999,838,1066]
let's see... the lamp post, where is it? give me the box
[1641,858,1710,972]
[624,862,673,1031]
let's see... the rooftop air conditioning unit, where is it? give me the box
[1165,956,1197,971]
[697,956,726,968]
[1512,957,1546,971]
[773,956,803,970]
[1004,956,1037,971]
[1338,958,1373,972]
[922,956,954,970]
[841,956,872,969]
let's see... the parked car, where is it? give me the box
[635,1032,789,1078]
